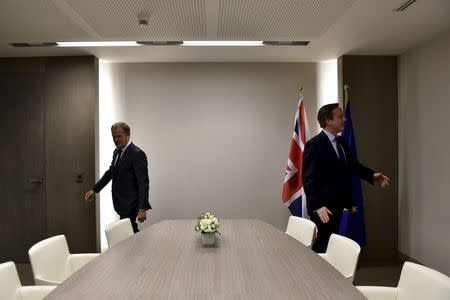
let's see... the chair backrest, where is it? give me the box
[324,234,361,279]
[0,261,22,300]
[285,216,316,246]
[397,262,450,300]
[105,219,134,248]
[28,235,72,285]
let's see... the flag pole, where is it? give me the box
[344,84,350,110]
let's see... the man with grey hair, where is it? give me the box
[85,122,151,233]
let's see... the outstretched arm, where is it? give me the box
[85,167,112,201]
[341,136,390,188]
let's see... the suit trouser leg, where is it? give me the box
[310,211,342,253]
[120,210,139,233]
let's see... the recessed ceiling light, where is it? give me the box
[56,41,139,47]
[182,41,263,46]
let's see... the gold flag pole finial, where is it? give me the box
[343,84,350,109]
[298,86,304,96]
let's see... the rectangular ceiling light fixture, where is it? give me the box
[182,41,263,46]
[56,41,139,47]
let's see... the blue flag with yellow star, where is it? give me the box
[339,101,367,247]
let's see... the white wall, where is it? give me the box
[398,30,450,275]
[97,62,337,249]
[316,60,338,132]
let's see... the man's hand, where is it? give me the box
[137,210,147,223]
[85,190,95,202]
[316,206,333,224]
[373,173,390,188]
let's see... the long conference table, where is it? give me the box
[45,219,366,299]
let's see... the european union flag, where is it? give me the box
[340,101,367,247]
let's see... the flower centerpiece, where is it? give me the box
[195,212,220,246]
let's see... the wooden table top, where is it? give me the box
[45,219,365,300]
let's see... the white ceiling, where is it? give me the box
[0,0,449,62]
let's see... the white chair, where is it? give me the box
[285,216,316,246]
[0,261,55,300]
[357,262,450,300]
[318,233,361,281]
[28,235,99,285]
[105,218,134,248]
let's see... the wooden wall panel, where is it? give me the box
[44,56,98,253]
[339,55,398,261]
[0,63,47,262]
[0,56,97,261]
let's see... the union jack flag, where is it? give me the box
[282,96,310,217]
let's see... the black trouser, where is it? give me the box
[310,209,343,253]
[119,209,139,233]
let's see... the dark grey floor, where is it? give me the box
[354,259,403,286]
[16,259,404,287]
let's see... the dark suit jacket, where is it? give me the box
[302,131,374,216]
[93,142,151,215]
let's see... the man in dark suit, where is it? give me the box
[302,103,389,253]
[85,122,151,233]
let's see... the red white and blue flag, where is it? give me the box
[282,96,310,217]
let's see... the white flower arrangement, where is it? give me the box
[195,212,220,234]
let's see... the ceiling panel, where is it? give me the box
[0,0,449,61]
[218,0,355,39]
[0,0,91,43]
[64,0,206,40]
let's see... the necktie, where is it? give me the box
[336,137,346,164]
[115,149,123,166]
